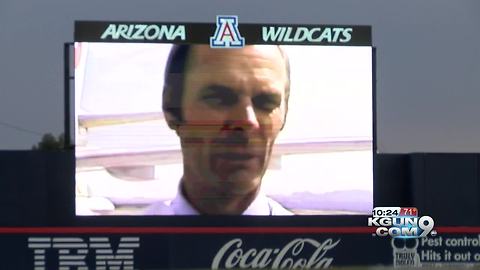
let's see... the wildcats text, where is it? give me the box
[262,26,352,43]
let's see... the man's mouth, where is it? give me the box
[215,152,256,161]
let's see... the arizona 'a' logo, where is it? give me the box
[210,16,245,48]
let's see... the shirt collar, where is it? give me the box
[171,186,271,215]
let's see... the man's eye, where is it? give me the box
[252,95,281,112]
[201,94,237,107]
[200,85,238,107]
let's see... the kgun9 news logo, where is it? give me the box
[368,207,436,238]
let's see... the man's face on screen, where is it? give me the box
[178,45,288,197]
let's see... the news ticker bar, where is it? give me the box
[3,223,480,269]
[1,227,480,234]
[3,230,480,268]
[74,21,372,46]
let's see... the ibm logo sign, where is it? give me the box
[28,237,140,270]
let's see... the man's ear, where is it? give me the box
[162,84,182,132]
[164,111,180,131]
[280,102,288,131]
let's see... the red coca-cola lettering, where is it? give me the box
[211,238,340,269]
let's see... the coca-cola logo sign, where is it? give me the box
[211,238,341,269]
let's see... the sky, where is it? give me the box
[0,0,479,152]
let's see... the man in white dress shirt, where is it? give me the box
[146,44,292,215]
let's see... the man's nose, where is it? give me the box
[228,103,260,131]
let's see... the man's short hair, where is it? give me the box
[162,45,291,129]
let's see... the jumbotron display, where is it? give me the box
[74,19,374,216]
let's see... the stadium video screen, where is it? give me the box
[74,20,374,216]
